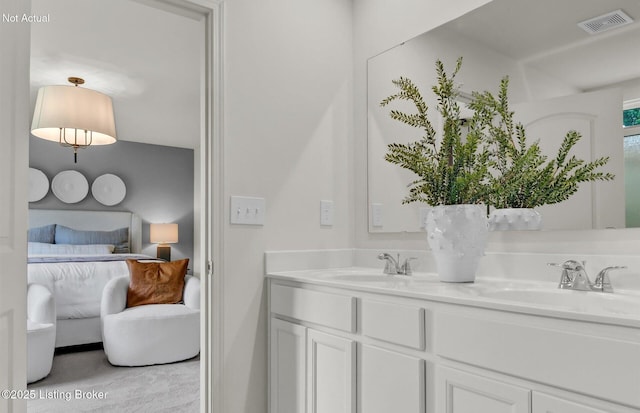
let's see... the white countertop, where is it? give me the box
[267,267,640,328]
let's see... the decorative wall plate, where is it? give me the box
[28,168,49,202]
[51,170,89,204]
[92,173,126,206]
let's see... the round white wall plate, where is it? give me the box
[28,168,49,202]
[92,173,126,206]
[51,170,89,204]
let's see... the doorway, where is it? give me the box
[24,0,223,412]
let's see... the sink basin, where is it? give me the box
[326,273,441,284]
[482,288,640,315]
[313,270,640,318]
[325,273,479,298]
[328,274,403,283]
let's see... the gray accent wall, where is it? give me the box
[29,136,194,263]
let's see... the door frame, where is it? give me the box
[190,1,225,412]
[161,1,225,412]
[1,0,31,410]
[18,0,226,412]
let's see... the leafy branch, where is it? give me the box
[468,77,614,208]
[381,58,491,206]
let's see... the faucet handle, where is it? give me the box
[547,260,583,270]
[562,259,585,270]
[401,257,417,275]
[547,263,570,282]
[547,262,571,277]
[548,260,587,289]
[593,266,627,293]
[377,253,398,275]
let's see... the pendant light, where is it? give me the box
[31,77,117,163]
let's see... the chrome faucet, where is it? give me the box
[548,260,626,292]
[592,266,627,293]
[378,253,416,275]
[552,260,591,291]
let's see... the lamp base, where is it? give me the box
[157,245,171,262]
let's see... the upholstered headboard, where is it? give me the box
[28,209,142,253]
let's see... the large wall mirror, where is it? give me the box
[368,0,640,233]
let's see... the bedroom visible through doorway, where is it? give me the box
[26,0,212,411]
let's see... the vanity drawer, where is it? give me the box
[270,283,356,332]
[435,312,640,409]
[361,298,425,350]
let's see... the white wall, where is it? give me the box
[222,2,496,410]
[222,0,353,411]
[353,0,491,60]
[220,0,639,411]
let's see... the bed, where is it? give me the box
[27,209,152,348]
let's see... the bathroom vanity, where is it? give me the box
[267,267,640,413]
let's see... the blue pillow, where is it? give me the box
[55,225,129,253]
[28,224,56,243]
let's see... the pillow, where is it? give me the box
[28,242,115,256]
[28,224,56,243]
[126,259,189,308]
[55,225,130,253]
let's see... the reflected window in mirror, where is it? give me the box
[624,100,640,227]
[624,133,640,227]
[624,107,640,128]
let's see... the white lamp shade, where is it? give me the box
[31,85,117,145]
[150,223,179,244]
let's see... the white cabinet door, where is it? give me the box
[533,392,620,413]
[360,344,425,413]
[307,329,356,413]
[270,318,306,413]
[438,367,531,413]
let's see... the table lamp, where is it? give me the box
[150,223,178,261]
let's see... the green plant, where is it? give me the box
[381,58,491,206]
[469,76,614,208]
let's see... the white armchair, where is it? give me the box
[101,275,200,366]
[27,283,56,383]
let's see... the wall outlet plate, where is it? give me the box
[320,200,334,226]
[371,203,383,227]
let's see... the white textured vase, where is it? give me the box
[426,204,488,283]
[488,208,542,231]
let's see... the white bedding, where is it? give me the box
[27,209,145,347]
[27,254,151,320]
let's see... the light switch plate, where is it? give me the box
[371,203,383,227]
[230,196,266,225]
[419,207,430,229]
[320,200,334,226]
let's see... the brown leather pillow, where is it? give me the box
[126,259,189,308]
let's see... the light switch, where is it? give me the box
[371,203,383,227]
[320,200,334,226]
[230,196,266,225]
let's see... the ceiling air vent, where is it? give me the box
[578,9,634,34]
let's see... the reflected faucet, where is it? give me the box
[378,253,416,275]
[548,260,626,292]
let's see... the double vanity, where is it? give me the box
[266,252,640,413]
